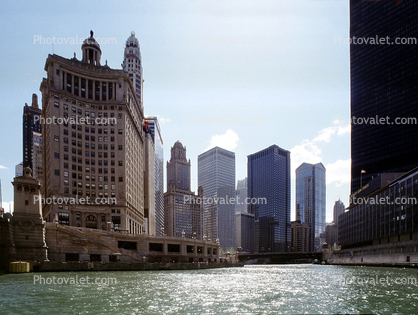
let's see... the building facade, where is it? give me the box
[41,31,145,234]
[164,141,204,239]
[295,162,326,252]
[235,178,247,213]
[146,117,164,236]
[15,162,24,177]
[291,220,311,253]
[198,147,236,251]
[339,168,418,250]
[32,132,43,189]
[248,145,291,252]
[23,94,42,170]
[333,199,345,226]
[350,0,418,194]
[235,211,255,253]
[144,125,155,235]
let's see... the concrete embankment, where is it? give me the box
[30,261,244,272]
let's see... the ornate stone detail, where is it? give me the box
[19,219,35,231]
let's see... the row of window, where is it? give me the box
[61,166,116,173]
[62,72,115,101]
[63,188,118,197]
[57,135,123,144]
[60,127,123,135]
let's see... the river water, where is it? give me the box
[1,264,418,314]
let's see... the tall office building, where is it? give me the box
[291,220,311,253]
[122,31,143,106]
[164,141,204,239]
[350,0,418,194]
[333,199,345,226]
[248,145,291,252]
[295,163,326,252]
[32,132,43,189]
[15,162,24,177]
[330,199,345,246]
[235,211,255,253]
[198,147,236,250]
[167,141,190,192]
[235,178,247,213]
[144,124,155,235]
[146,117,164,236]
[40,31,145,233]
[23,94,42,170]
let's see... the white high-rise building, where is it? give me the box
[198,147,236,251]
[122,32,143,107]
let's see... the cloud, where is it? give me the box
[326,159,351,187]
[291,140,322,174]
[0,165,8,170]
[312,126,336,143]
[153,115,170,124]
[206,129,239,151]
[159,117,170,124]
[290,119,350,179]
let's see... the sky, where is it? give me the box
[0,0,351,222]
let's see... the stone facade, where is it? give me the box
[40,32,145,234]
[11,168,48,262]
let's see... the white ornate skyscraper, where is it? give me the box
[122,32,143,107]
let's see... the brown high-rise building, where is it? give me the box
[40,31,145,234]
[164,141,204,239]
[291,220,311,253]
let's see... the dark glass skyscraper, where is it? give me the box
[248,145,291,252]
[23,94,42,169]
[350,0,418,194]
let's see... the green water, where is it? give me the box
[1,264,418,314]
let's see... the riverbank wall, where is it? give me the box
[329,240,418,267]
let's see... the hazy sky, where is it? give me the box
[0,0,350,221]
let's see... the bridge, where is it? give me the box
[237,252,322,264]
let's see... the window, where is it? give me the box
[76,214,81,220]
[54,169,60,176]
[118,145,123,150]
[58,213,70,226]
[118,129,123,135]
[119,177,123,182]
[54,153,59,159]
[118,161,123,166]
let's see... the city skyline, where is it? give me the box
[0,1,351,223]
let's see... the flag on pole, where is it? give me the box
[361,170,366,174]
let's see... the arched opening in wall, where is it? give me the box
[86,215,97,229]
